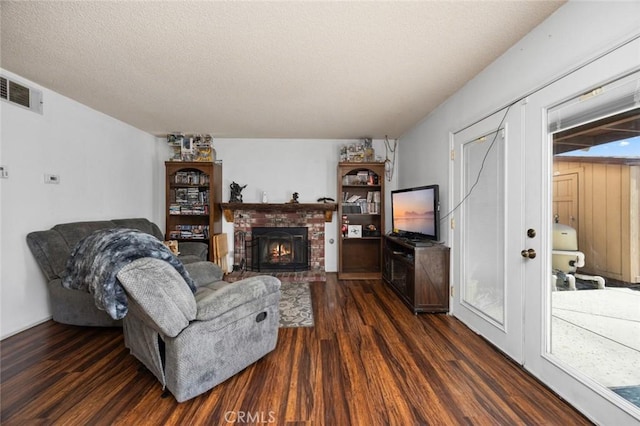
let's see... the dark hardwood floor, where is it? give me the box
[1,275,592,425]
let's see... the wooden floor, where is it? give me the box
[1,275,592,425]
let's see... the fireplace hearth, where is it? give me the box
[247,227,310,272]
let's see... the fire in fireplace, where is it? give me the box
[247,227,310,272]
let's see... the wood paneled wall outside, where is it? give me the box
[1,276,592,425]
[554,157,640,284]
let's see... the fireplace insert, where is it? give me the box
[247,227,310,272]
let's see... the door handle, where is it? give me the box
[521,249,536,259]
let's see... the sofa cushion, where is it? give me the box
[52,221,117,250]
[195,275,281,321]
[26,221,116,280]
[26,230,72,281]
[184,261,224,287]
[112,218,164,240]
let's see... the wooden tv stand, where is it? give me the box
[382,235,450,313]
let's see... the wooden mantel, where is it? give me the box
[220,202,337,222]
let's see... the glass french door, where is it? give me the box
[522,41,640,423]
[451,104,525,363]
[450,35,640,424]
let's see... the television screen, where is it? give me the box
[391,184,440,241]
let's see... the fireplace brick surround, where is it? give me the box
[221,203,336,282]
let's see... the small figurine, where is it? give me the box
[289,192,299,203]
[229,182,247,203]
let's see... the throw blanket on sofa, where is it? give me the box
[62,228,196,320]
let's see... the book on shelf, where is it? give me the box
[169,203,209,215]
[175,188,188,203]
[342,170,379,186]
[342,203,360,214]
[366,202,380,214]
[186,187,200,203]
[171,188,210,206]
[366,191,380,202]
[342,200,380,214]
[174,171,210,185]
[172,224,210,239]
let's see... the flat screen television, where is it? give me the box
[390,184,440,242]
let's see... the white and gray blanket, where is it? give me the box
[62,228,196,320]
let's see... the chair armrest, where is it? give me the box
[184,261,224,286]
[179,241,208,260]
[195,276,281,321]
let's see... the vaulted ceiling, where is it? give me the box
[0,1,564,139]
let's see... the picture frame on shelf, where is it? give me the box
[347,224,362,238]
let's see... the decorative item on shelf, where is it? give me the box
[229,182,246,203]
[167,133,184,161]
[363,224,380,237]
[339,145,348,162]
[348,142,365,162]
[317,197,335,203]
[193,134,216,162]
[163,240,180,255]
[364,138,375,162]
[289,192,299,203]
[339,137,378,163]
[181,136,194,161]
[166,133,216,162]
[341,215,349,237]
[347,224,362,238]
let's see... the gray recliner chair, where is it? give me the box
[116,258,281,402]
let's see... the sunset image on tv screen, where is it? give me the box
[393,189,435,235]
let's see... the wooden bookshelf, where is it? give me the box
[337,162,385,280]
[165,161,222,261]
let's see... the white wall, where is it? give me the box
[0,70,161,339]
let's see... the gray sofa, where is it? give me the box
[117,258,281,402]
[26,218,209,326]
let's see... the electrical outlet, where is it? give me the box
[0,165,7,179]
[44,174,60,184]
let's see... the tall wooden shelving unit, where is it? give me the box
[165,161,222,262]
[337,162,385,280]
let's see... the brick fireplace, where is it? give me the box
[221,203,336,282]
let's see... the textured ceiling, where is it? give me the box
[1,1,564,139]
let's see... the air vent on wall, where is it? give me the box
[0,75,43,114]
